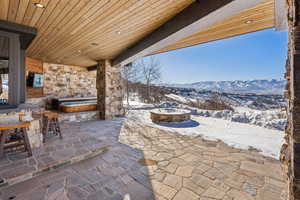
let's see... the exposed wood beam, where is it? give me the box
[275,0,288,31]
[112,0,265,67]
[0,20,37,49]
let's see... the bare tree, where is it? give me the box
[135,56,161,103]
[121,63,139,105]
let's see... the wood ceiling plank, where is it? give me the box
[22,0,40,25]
[44,0,154,60]
[69,0,113,35]
[61,0,193,61]
[57,0,235,61]
[186,10,274,39]
[21,0,276,67]
[113,0,270,66]
[26,0,64,53]
[33,0,60,28]
[8,0,20,22]
[70,16,274,63]
[28,0,106,56]
[46,0,180,57]
[35,0,72,33]
[103,0,273,58]
[158,18,274,54]
[36,0,133,58]
[29,0,50,27]
[152,0,274,54]
[28,0,104,56]
[0,0,10,20]
[15,0,30,24]
[45,0,192,61]
[27,0,72,55]
[33,0,81,41]
[31,0,191,61]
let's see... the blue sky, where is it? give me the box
[151,28,288,84]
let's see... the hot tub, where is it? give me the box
[150,108,191,123]
[59,100,97,113]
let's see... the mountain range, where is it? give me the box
[163,79,285,95]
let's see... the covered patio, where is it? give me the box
[0,0,299,199]
[0,118,287,200]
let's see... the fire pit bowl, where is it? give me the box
[150,108,191,123]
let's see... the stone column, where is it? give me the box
[281,1,300,199]
[96,60,124,120]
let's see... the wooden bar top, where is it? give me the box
[0,121,31,131]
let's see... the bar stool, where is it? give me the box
[42,111,62,142]
[0,122,32,157]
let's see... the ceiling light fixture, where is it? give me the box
[116,31,121,35]
[33,3,45,8]
[245,20,253,24]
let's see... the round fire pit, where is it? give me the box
[150,108,191,123]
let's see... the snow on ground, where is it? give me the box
[165,94,196,104]
[123,100,151,108]
[127,110,285,159]
[192,106,286,131]
[164,93,286,130]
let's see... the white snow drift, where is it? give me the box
[127,110,285,159]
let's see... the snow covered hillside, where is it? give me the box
[165,87,286,110]
[164,93,286,130]
[163,79,285,95]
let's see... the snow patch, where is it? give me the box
[127,110,285,159]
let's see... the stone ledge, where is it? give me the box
[0,145,109,188]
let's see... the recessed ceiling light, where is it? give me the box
[245,20,253,24]
[116,31,121,35]
[33,3,45,8]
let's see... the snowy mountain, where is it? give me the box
[164,79,285,95]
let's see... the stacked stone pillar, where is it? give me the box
[281,0,300,199]
[96,60,124,120]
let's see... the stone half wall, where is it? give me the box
[281,0,300,199]
[96,60,124,120]
[43,63,97,98]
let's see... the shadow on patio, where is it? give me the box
[0,117,288,200]
[0,118,156,200]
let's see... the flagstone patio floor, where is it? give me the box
[0,118,287,200]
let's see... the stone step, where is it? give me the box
[0,145,109,188]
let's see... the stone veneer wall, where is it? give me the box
[43,63,97,98]
[280,0,300,199]
[96,60,124,120]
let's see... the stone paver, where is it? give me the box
[0,121,109,187]
[0,118,288,200]
[173,188,199,200]
[202,187,226,199]
[175,166,193,177]
[163,174,182,190]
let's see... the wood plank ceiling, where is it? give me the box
[152,0,275,55]
[0,0,275,67]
